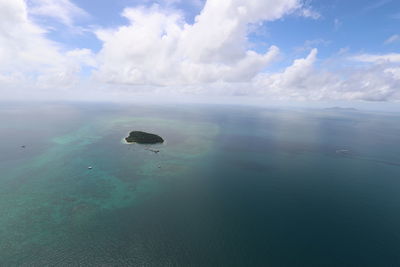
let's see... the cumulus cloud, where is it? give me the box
[252,49,400,101]
[0,0,399,103]
[94,0,309,86]
[0,0,93,91]
[254,49,335,100]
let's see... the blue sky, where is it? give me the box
[1,0,400,104]
[45,0,400,58]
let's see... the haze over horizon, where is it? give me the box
[1,0,400,109]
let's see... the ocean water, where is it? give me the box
[1,102,400,266]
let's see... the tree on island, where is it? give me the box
[125,131,164,144]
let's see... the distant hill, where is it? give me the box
[324,107,358,112]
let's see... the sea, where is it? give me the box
[1,102,400,266]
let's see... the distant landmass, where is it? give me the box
[324,107,358,112]
[125,131,164,144]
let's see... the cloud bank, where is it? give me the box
[94,0,303,86]
[0,0,93,92]
[0,0,400,103]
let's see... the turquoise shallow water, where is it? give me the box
[1,103,400,266]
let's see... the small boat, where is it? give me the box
[145,148,160,153]
[88,166,93,170]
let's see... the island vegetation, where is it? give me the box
[125,131,164,144]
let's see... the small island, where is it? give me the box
[125,131,164,144]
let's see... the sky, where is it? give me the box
[1,0,400,106]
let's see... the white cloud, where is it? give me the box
[384,34,400,45]
[27,0,89,27]
[254,49,333,100]
[351,53,400,63]
[0,0,94,91]
[253,49,400,102]
[0,0,399,103]
[298,7,320,19]
[363,0,392,12]
[94,0,311,86]
[295,39,330,52]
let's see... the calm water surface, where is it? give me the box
[1,102,400,266]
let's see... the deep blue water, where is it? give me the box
[1,102,400,266]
